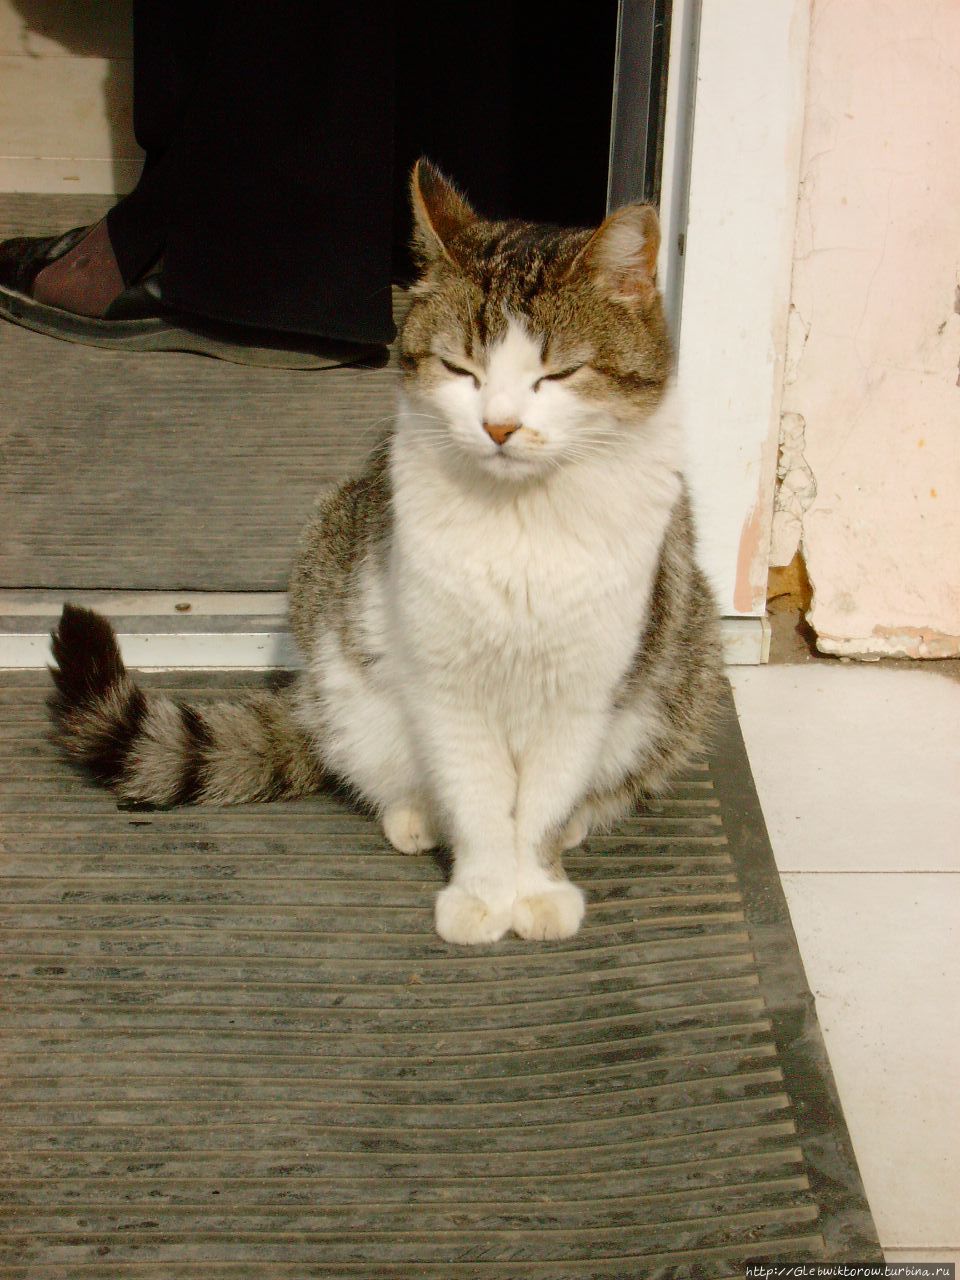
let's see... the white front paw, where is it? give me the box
[382,803,439,854]
[434,884,513,945]
[512,883,586,941]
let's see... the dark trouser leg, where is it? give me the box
[105,1,217,287]
[97,1,616,336]
[109,1,397,345]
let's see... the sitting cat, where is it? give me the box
[49,160,723,946]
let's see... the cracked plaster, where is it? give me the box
[772,411,817,567]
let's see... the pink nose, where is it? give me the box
[483,420,520,446]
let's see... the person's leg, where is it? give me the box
[24,1,209,319]
[104,0,219,288]
[1,2,396,357]
[158,3,396,345]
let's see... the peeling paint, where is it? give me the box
[733,499,765,614]
[771,411,818,567]
[817,626,960,661]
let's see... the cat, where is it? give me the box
[48,159,723,946]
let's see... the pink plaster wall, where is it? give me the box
[778,0,960,658]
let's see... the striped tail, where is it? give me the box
[48,604,325,807]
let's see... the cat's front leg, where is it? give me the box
[511,712,608,941]
[414,702,519,945]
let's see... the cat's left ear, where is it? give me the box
[568,204,660,306]
[410,158,477,267]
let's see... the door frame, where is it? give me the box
[610,0,811,659]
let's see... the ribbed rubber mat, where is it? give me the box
[0,673,882,1277]
[0,196,407,593]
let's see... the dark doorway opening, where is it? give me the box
[392,1,621,278]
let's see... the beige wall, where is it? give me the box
[774,0,960,658]
[0,0,140,193]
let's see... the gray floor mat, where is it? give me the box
[0,672,881,1277]
[0,195,406,593]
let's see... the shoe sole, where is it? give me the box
[0,285,386,371]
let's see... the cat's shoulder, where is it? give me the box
[288,438,393,650]
[303,437,393,564]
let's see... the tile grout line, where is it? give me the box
[779,869,960,876]
[883,1244,960,1251]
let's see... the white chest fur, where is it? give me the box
[386,386,683,716]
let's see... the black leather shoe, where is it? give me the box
[0,229,387,370]
[0,224,93,295]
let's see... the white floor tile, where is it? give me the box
[780,872,960,1250]
[729,665,960,871]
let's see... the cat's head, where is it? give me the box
[398,159,671,483]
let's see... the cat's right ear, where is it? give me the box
[567,203,661,307]
[410,158,477,267]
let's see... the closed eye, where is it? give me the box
[440,357,480,388]
[534,365,584,390]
